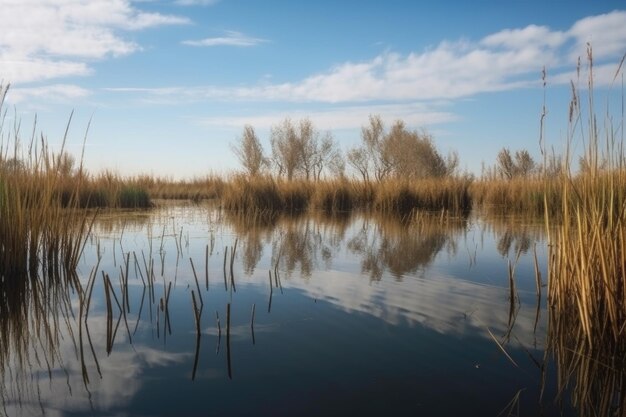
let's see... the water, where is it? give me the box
[1,203,575,416]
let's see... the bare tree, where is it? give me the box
[312,131,344,180]
[232,125,267,176]
[385,121,448,179]
[497,148,515,179]
[270,118,300,180]
[514,150,535,178]
[298,118,317,180]
[347,147,370,182]
[363,115,392,181]
[348,115,453,181]
[497,148,536,179]
[446,150,460,176]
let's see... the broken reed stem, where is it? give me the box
[268,270,273,313]
[533,244,542,297]
[190,257,203,308]
[533,244,542,334]
[205,244,209,290]
[223,246,228,291]
[229,239,238,292]
[190,290,202,381]
[164,281,172,335]
[226,302,232,379]
[123,252,130,313]
[102,271,113,354]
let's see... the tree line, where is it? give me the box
[231,115,459,182]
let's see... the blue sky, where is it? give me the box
[2,0,626,178]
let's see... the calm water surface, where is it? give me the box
[2,203,575,416]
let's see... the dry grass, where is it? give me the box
[0,85,94,280]
[138,174,225,201]
[545,49,626,416]
[471,177,562,216]
[374,177,472,215]
[220,175,471,215]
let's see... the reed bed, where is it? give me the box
[220,175,471,215]
[137,174,225,201]
[470,177,562,215]
[374,177,472,215]
[545,49,626,416]
[0,87,94,279]
[57,172,152,209]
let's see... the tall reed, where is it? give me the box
[0,84,93,279]
[546,48,626,416]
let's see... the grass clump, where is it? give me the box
[309,180,355,212]
[471,177,562,215]
[546,48,626,416]
[374,178,472,215]
[0,84,93,280]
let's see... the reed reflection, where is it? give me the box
[0,267,82,415]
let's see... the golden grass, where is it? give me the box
[137,174,225,201]
[471,177,562,215]
[219,175,472,215]
[545,49,626,416]
[374,178,472,215]
[0,114,94,280]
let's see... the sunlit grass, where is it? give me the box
[0,84,93,280]
[545,48,626,416]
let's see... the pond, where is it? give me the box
[1,203,575,416]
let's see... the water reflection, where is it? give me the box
[0,205,602,416]
[346,213,463,281]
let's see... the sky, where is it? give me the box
[1,0,626,178]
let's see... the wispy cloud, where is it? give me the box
[0,0,190,84]
[174,0,220,6]
[7,84,91,104]
[193,103,457,131]
[114,11,626,105]
[182,31,268,47]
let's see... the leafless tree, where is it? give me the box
[232,125,268,176]
[312,131,344,180]
[497,148,516,179]
[514,149,535,177]
[270,118,300,180]
[384,121,448,178]
[347,147,370,182]
[298,118,318,180]
[497,147,537,179]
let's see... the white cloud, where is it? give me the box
[108,10,626,108]
[175,0,220,5]
[182,31,268,47]
[195,103,457,131]
[482,24,567,50]
[0,0,190,84]
[568,10,626,61]
[6,84,91,103]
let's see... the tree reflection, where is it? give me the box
[480,214,544,257]
[348,213,465,281]
[224,209,466,282]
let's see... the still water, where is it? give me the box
[2,203,574,416]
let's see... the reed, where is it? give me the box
[308,179,355,212]
[0,84,94,280]
[220,174,471,215]
[545,48,626,416]
[374,177,472,215]
[470,177,562,216]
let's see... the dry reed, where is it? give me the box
[545,47,626,416]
